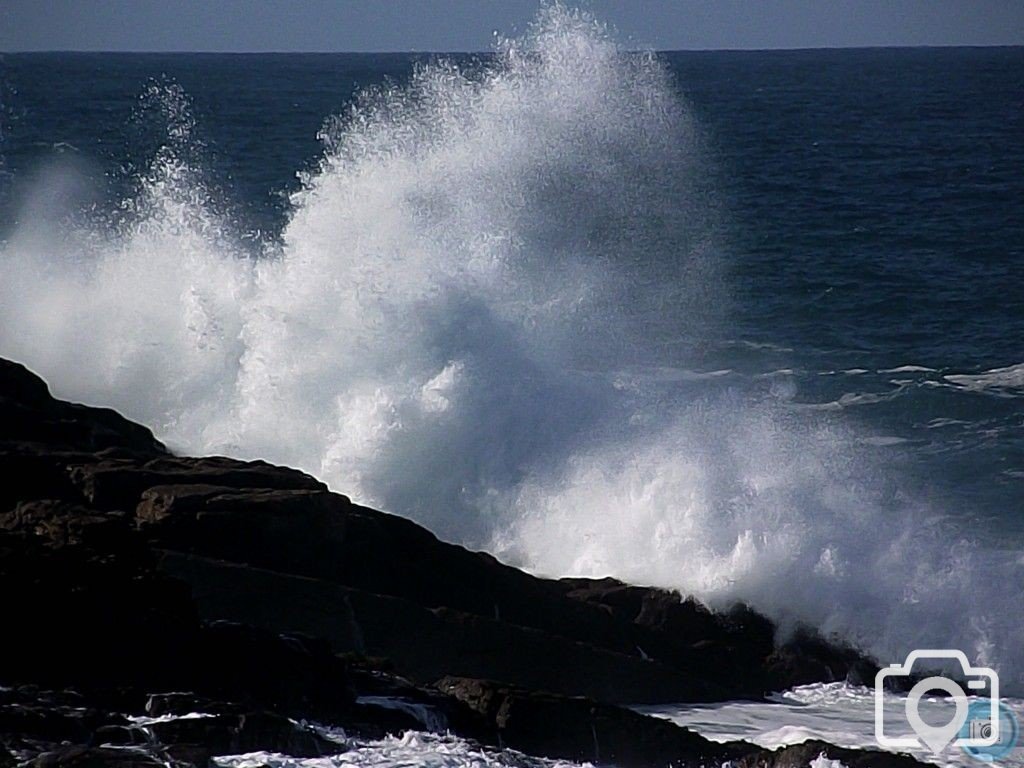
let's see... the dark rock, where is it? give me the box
[28,745,167,768]
[436,676,740,767]
[90,725,148,747]
[767,628,879,690]
[0,360,165,457]
[0,453,82,512]
[146,711,340,761]
[437,678,929,767]
[0,533,352,721]
[72,456,325,511]
[1,501,142,559]
[142,479,874,703]
[2,357,815,706]
[0,529,199,691]
[193,621,356,719]
[348,667,488,737]
[0,701,125,745]
[732,740,926,767]
[561,578,876,696]
[160,550,723,703]
[0,360,55,409]
[0,356,909,768]
[144,692,241,718]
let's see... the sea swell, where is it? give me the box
[2,6,1024,692]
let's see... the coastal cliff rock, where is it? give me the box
[436,678,923,768]
[0,358,924,767]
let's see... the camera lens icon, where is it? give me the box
[970,720,994,741]
[875,650,1002,755]
[960,700,1020,763]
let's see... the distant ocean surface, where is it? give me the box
[2,10,1024,740]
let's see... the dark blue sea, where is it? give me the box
[2,12,1024,709]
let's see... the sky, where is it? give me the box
[2,0,1023,52]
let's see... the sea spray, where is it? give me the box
[1,5,1023,693]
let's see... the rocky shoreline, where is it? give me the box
[0,358,923,767]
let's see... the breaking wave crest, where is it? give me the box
[2,6,1024,692]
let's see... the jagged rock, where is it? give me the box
[0,360,165,457]
[0,699,125,746]
[436,676,740,767]
[145,711,340,761]
[0,501,143,559]
[731,740,925,767]
[28,746,167,768]
[193,621,356,719]
[159,550,725,703]
[0,529,199,691]
[90,724,148,747]
[437,678,928,767]
[144,692,241,718]
[71,456,325,511]
[765,629,878,689]
[0,452,83,512]
[561,578,876,695]
[148,490,868,701]
[0,356,913,767]
[0,532,353,720]
[1,355,876,707]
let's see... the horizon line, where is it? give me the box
[3,43,1023,56]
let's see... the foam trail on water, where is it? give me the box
[2,6,1023,693]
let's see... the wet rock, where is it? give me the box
[0,501,143,560]
[732,740,926,767]
[0,700,124,746]
[0,452,83,512]
[28,745,167,768]
[146,711,340,761]
[436,676,740,767]
[90,725,148,747]
[72,456,325,512]
[0,529,199,691]
[193,621,356,719]
[0,360,165,457]
[142,480,873,703]
[0,356,910,768]
[160,550,723,703]
[144,692,241,718]
[437,678,929,767]
[766,628,879,690]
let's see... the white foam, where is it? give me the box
[880,365,936,374]
[809,755,849,768]
[642,683,1024,768]
[945,363,1024,394]
[213,731,588,768]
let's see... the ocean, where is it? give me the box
[1,8,1023,765]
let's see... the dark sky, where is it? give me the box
[2,0,1023,52]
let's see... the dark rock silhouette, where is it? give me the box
[0,358,924,767]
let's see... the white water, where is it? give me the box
[642,682,1024,767]
[2,6,1024,694]
[214,731,588,768]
